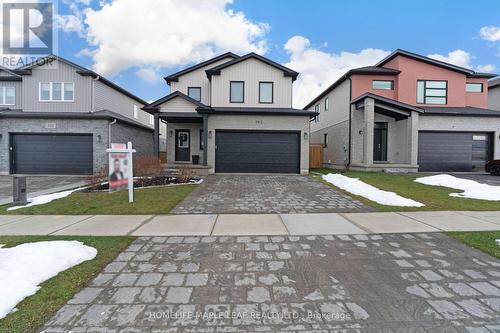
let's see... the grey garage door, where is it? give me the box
[418,131,492,172]
[215,131,300,173]
[11,134,93,175]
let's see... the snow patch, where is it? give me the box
[0,241,97,319]
[322,173,424,207]
[415,174,500,201]
[7,188,83,211]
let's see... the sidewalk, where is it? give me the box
[1,211,499,236]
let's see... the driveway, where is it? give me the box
[0,175,86,205]
[44,233,500,332]
[171,175,372,214]
[451,173,500,186]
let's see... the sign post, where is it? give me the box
[106,142,136,203]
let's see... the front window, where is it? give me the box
[417,80,447,104]
[314,104,320,122]
[39,82,74,102]
[0,87,15,105]
[372,80,394,90]
[466,83,483,93]
[259,82,273,103]
[230,81,244,103]
[325,97,329,111]
[188,87,201,101]
[323,133,328,147]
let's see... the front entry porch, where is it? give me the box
[350,93,423,172]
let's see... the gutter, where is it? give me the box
[108,119,116,148]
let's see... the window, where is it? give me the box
[0,87,15,105]
[466,83,483,93]
[323,133,328,147]
[188,87,201,101]
[149,114,154,125]
[314,104,320,122]
[200,129,204,150]
[372,80,394,90]
[230,81,244,103]
[133,105,138,119]
[324,97,329,111]
[417,80,447,104]
[259,82,273,103]
[39,82,74,101]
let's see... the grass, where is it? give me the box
[448,231,500,259]
[312,168,500,212]
[0,185,196,215]
[0,235,134,333]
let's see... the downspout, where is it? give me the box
[347,77,352,168]
[108,119,116,148]
[91,75,100,112]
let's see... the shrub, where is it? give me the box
[134,155,164,177]
[85,167,108,185]
[178,165,193,183]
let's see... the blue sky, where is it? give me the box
[54,0,500,107]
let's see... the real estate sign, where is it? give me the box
[107,142,136,202]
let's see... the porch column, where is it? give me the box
[363,97,375,165]
[407,111,419,165]
[202,114,208,166]
[153,112,160,157]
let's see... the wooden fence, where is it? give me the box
[309,144,324,169]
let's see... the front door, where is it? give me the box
[175,130,190,162]
[373,122,388,162]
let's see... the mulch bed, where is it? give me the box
[82,176,201,192]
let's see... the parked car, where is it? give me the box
[486,160,500,175]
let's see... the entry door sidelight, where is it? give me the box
[175,130,190,162]
[373,122,388,162]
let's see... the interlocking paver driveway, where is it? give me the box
[44,233,500,332]
[171,175,372,214]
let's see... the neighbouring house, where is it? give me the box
[489,77,500,112]
[0,55,166,175]
[305,49,500,172]
[143,52,316,174]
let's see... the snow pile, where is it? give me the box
[7,188,82,211]
[322,173,425,207]
[415,174,500,201]
[0,241,97,319]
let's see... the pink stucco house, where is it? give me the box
[305,49,500,172]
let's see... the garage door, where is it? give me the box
[11,134,93,175]
[215,131,300,173]
[418,131,492,172]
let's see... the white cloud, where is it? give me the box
[476,64,496,73]
[136,67,159,83]
[428,49,496,73]
[82,0,269,76]
[479,26,500,42]
[283,35,390,108]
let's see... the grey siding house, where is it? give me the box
[0,55,161,175]
[144,53,316,174]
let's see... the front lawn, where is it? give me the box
[0,235,134,333]
[312,168,500,211]
[0,185,195,215]
[448,231,500,259]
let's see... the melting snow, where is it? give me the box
[7,188,83,211]
[415,174,500,201]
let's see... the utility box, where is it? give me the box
[13,176,27,205]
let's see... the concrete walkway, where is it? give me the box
[1,211,500,236]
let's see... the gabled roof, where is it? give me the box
[376,49,497,78]
[0,65,22,81]
[489,76,500,89]
[164,52,239,84]
[352,92,424,113]
[17,54,147,105]
[205,53,299,82]
[142,90,208,113]
[348,66,401,75]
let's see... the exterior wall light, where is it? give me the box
[169,130,173,137]
[359,130,363,135]
[97,134,101,143]
[209,131,213,138]
[303,132,308,140]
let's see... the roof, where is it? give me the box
[142,91,208,113]
[196,106,317,117]
[17,54,147,105]
[205,53,299,82]
[376,49,497,78]
[352,92,424,113]
[348,66,401,75]
[0,65,23,81]
[423,106,500,117]
[489,77,500,89]
[0,109,154,130]
[164,52,239,84]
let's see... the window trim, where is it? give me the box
[372,80,394,90]
[324,97,329,111]
[416,80,448,105]
[465,82,483,93]
[39,82,75,102]
[229,81,245,103]
[258,81,273,104]
[0,86,15,105]
[187,86,202,101]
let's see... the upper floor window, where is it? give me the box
[259,82,273,104]
[39,82,74,102]
[372,80,394,90]
[188,87,201,101]
[314,104,320,122]
[133,105,138,119]
[0,87,15,105]
[417,80,447,105]
[230,81,244,103]
[324,97,329,111]
[149,114,154,125]
[466,83,483,93]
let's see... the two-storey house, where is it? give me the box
[144,52,316,174]
[305,49,500,172]
[0,55,164,175]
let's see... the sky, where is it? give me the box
[32,0,500,107]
